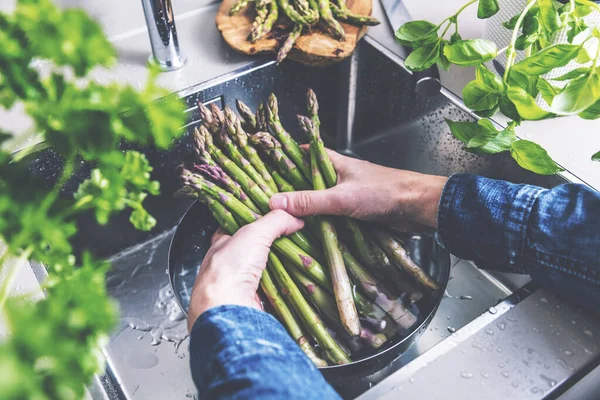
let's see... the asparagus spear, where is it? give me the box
[288,264,386,350]
[249,0,279,42]
[250,132,312,190]
[267,252,351,364]
[330,3,380,26]
[229,0,251,15]
[261,262,328,367]
[317,0,346,41]
[235,99,257,131]
[352,289,398,339]
[222,107,277,195]
[198,190,329,366]
[192,127,218,167]
[193,163,260,214]
[339,242,417,330]
[277,0,317,25]
[267,164,296,193]
[371,231,440,291]
[277,24,302,64]
[249,3,270,43]
[266,94,312,180]
[180,169,330,288]
[366,239,424,303]
[195,125,271,214]
[310,136,360,337]
[305,90,336,186]
[256,103,267,131]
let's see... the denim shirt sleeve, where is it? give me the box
[189,304,341,400]
[437,174,600,310]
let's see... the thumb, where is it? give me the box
[269,188,349,217]
[233,210,304,245]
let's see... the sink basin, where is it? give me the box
[22,37,573,399]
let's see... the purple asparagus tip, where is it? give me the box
[299,254,313,268]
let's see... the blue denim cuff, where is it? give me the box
[437,173,545,273]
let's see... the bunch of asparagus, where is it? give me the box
[230,0,380,63]
[176,90,440,366]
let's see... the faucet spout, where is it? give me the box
[141,0,187,71]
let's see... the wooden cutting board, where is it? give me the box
[215,0,372,67]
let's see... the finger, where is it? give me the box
[299,145,354,176]
[233,210,305,245]
[211,227,230,245]
[269,187,350,217]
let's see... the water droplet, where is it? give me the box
[460,295,472,300]
[507,316,518,322]
[497,347,503,353]
[540,374,557,387]
[583,329,594,337]
[488,306,498,314]
[447,326,456,333]
[409,378,415,384]
[485,329,494,336]
[499,363,506,368]
[532,327,541,334]
[564,350,573,356]
[502,371,510,378]
[511,381,519,388]
[531,386,539,394]
[481,372,489,379]
[497,321,506,331]
[540,297,548,303]
[461,371,473,379]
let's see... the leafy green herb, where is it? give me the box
[443,38,497,66]
[0,0,186,397]
[445,118,488,144]
[579,98,600,119]
[404,41,441,71]
[536,78,558,105]
[467,120,517,154]
[475,64,504,92]
[592,150,600,161]
[507,86,553,120]
[477,0,499,19]
[512,44,580,76]
[552,67,590,81]
[551,69,600,115]
[538,0,562,35]
[395,20,438,46]
[463,80,501,111]
[510,140,563,175]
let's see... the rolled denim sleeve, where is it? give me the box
[437,174,600,310]
[189,305,341,400]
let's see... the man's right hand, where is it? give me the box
[269,149,448,232]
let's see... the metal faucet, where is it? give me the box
[141,0,187,71]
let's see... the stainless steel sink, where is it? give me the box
[22,37,598,399]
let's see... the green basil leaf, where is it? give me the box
[576,46,592,63]
[512,44,580,75]
[443,39,497,66]
[502,14,520,30]
[574,4,594,17]
[567,19,588,43]
[536,78,558,105]
[445,118,488,144]
[404,41,441,71]
[499,94,522,122]
[552,67,590,81]
[395,21,439,46]
[510,140,563,174]
[522,10,540,35]
[515,33,539,50]
[478,0,499,19]
[463,80,501,111]
[450,32,462,44]
[438,41,452,70]
[475,103,499,117]
[507,86,553,120]
[467,120,517,154]
[579,98,600,119]
[476,64,504,92]
[592,150,600,161]
[538,0,562,34]
[551,71,600,115]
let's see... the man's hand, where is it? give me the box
[187,210,304,331]
[269,150,447,232]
